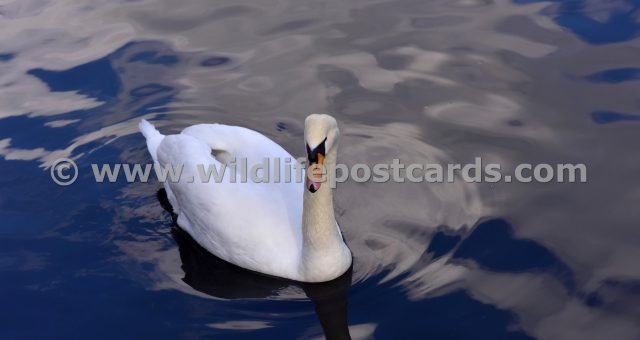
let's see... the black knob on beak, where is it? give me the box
[306,137,327,162]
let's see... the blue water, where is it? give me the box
[1,0,639,339]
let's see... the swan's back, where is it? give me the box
[144,122,305,279]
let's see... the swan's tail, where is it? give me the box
[139,119,164,163]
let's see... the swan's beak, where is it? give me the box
[306,138,326,193]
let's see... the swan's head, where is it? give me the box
[304,114,339,193]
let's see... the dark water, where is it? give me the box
[1,0,639,339]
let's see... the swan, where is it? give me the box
[139,114,352,282]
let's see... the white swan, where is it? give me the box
[139,114,352,282]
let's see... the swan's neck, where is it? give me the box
[301,148,351,281]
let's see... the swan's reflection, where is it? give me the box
[158,189,352,340]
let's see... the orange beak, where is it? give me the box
[308,153,325,180]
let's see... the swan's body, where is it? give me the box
[139,115,352,282]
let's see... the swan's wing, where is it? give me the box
[182,124,298,167]
[156,128,304,277]
[181,124,304,231]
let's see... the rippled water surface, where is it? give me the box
[1,0,640,339]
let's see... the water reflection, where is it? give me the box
[1,0,640,338]
[514,0,640,44]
